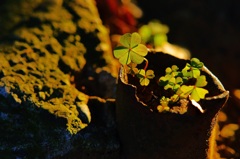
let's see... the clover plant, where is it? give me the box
[114,32,148,65]
[114,32,155,86]
[114,32,209,114]
[179,75,209,102]
[138,20,169,47]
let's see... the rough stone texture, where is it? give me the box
[0,0,119,158]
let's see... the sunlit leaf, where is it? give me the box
[195,75,208,87]
[181,58,204,78]
[131,44,148,56]
[137,69,155,86]
[190,87,209,102]
[140,78,150,86]
[113,46,130,65]
[125,63,139,75]
[131,32,142,48]
[120,33,131,47]
[180,75,209,102]
[146,69,155,79]
[190,58,204,68]
[157,96,170,112]
[182,63,200,78]
[180,85,194,98]
[113,32,148,65]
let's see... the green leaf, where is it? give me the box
[190,87,209,102]
[157,96,170,112]
[131,44,148,64]
[182,63,200,78]
[172,65,179,71]
[153,34,167,46]
[137,69,155,86]
[137,69,146,78]
[195,75,208,87]
[146,70,155,79]
[131,32,142,48]
[181,58,204,78]
[138,25,152,43]
[180,85,194,98]
[113,46,130,65]
[190,58,204,68]
[140,78,150,86]
[113,32,148,65]
[125,63,139,75]
[179,75,209,102]
[120,33,131,47]
[165,67,172,74]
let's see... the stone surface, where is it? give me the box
[0,0,119,158]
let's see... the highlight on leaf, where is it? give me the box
[180,75,209,102]
[113,32,148,65]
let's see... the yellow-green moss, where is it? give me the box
[0,0,118,134]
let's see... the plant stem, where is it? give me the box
[143,58,148,71]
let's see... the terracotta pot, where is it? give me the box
[116,52,229,159]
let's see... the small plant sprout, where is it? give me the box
[159,65,183,91]
[157,96,170,112]
[180,75,209,102]
[114,32,155,86]
[182,57,204,79]
[136,69,155,86]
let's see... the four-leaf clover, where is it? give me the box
[113,32,148,65]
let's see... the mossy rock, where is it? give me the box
[0,0,119,158]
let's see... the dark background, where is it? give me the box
[136,0,240,91]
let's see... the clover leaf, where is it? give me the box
[125,63,139,75]
[113,32,148,65]
[180,75,209,102]
[182,58,204,79]
[157,96,170,112]
[190,58,204,68]
[137,69,155,86]
[159,65,182,91]
[170,88,183,102]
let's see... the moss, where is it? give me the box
[0,0,120,137]
[0,1,90,134]
[0,0,121,157]
[0,40,90,134]
[67,0,119,77]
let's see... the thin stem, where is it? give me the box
[143,58,148,71]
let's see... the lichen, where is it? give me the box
[0,40,90,134]
[0,0,118,137]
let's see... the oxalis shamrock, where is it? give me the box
[114,32,209,114]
